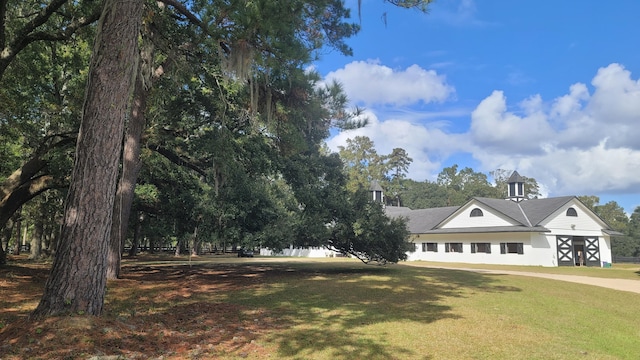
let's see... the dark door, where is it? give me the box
[584,237,601,267]
[556,236,574,266]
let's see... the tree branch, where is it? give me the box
[148,144,207,178]
[0,1,101,80]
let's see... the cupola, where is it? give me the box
[369,180,384,203]
[507,171,525,202]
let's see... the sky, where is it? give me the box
[313,0,640,215]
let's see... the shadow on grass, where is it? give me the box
[1,259,520,359]
[212,261,521,359]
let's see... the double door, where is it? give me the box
[556,236,600,267]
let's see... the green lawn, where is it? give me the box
[213,259,640,359]
[2,257,639,359]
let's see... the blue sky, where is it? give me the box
[314,0,640,214]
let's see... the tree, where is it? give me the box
[437,165,495,206]
[402,179,449,209]
[595,201,628,232]
[1,1,93,234]
[620,207,640,257]
[385,148,413,206]
[327,188,412,264]
[576,195,600,211]
[0,0,100,80]
[32,0,143,317]
[339,136,384,192]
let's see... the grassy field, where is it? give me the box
[1,255,639,359]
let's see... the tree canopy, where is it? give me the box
[0,0,440,315]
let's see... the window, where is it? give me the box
[566,207,578,217]
[470,208,483,217]
[471,243,491,254]
[422,243,437,252]
[445,243,463,253]
[500,242,524,254]
[425,243,438,252]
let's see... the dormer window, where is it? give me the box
[566,208,578,217]
[470,208,484,217]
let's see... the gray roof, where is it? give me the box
[387,195,617,235]
[388,206,459,233]
[507,170,525,183]
[370,180,384,192]
[474,196,576,227]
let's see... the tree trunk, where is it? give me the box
[29,216,44,260]
[1,213,14,257]
[175,238,182,256]
[191,225,199,256]
[0,218,10,265]
[107,54,149,279]
[128,211,142,257]
[12,211,21,255]
[32,0,143,318]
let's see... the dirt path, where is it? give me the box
[405,264,640,294]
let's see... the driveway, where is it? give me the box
[405,264,640,294]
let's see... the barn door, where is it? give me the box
[584,237,600,267]
[556,236,573,266]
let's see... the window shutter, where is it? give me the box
[487,244,492,254]
[500,243,506,254]
[445,243,450,253]
[434,243,438,252]
[517,243,524,254]
[471,243,476,253]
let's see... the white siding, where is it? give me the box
[599,236,613,263]
[440,203,517,229]
[260,246,341,258]
[540,200,606,235]
[407,232,557,267]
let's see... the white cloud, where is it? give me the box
[469,64,640,197]
[324,60,455,106]
[469,91,554,154]
[429,0,495,27]
[325,62,640,209]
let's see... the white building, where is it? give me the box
[387,171,619,267]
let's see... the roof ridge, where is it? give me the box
[516,202,533,227]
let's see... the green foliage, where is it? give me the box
[327,189,412,264]
[619,207,640,257]
[338,136,387,193]
[0,0,430,265]
[401,179,450,209]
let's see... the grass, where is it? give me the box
[1,255,639,359]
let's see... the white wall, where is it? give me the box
[406,232,558,267]
[440,203,517,229]
[260,246,341,258]
[540,200,612,265]
[541,201,606,235]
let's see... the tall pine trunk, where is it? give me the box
[106,55,149,279]
[32,0,143,318]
